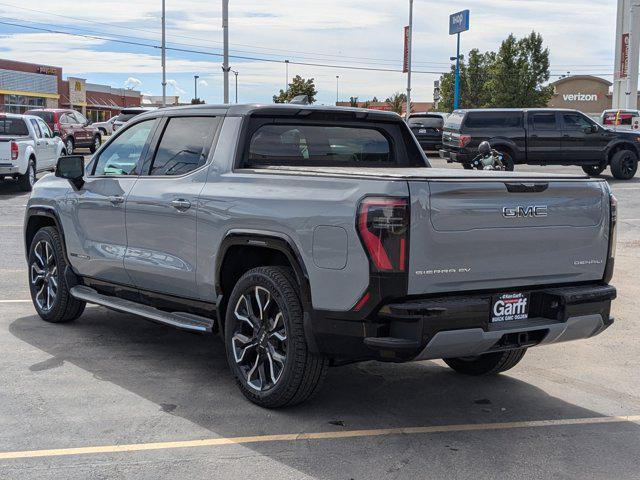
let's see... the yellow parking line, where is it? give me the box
[1,415,639,460]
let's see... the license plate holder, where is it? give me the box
[490,292,530,323]
[418,128,427,134]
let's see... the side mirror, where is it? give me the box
[56,155,85,189]
[591,124,599,133]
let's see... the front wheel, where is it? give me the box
[444,348,526,376]
[28,227,86,323]
[225,266,328,408]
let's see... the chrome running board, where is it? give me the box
[70,285,214,333]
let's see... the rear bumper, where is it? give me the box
[0,163,20,175]
[438,148,471,164]
[310,283,616,363]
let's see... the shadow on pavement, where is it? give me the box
[9,307,640,478]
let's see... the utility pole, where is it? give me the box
[336,75,339,104]
[454,33,461,110]
[232,70,238,103]
[285,59,290,90]
[222,0,230,103]
[194,74,199,102]
[161,0,166,107]
[405,0,413,120]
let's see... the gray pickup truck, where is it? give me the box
[24,104,617,407]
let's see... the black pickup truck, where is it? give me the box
[439,108,639,179]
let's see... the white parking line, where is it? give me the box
[0,414,638,460]
[0,300,31,303]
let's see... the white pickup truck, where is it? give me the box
[0,113,65,191]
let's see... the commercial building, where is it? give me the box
[548,74,640,115]
[141,94,183,107]
[0,58,140,121]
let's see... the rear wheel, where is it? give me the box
[89,135,101,153]
[225,266,328,408]
[582,164,606,176]
[610,149,638,180]
[28,227,85,323]
[444,348,527,376]
[17,158,36,192]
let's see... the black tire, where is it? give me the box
[495,149,515,171]
[225,266,328,408]
[610,149,638,180]
[89,134,101,153]
[462,162,473,170]
[28,226,86,323]
[444,348,526,376]
[17,158,36,192]
[65,137,74,155]
[582,164,606,176]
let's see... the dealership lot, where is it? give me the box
[0,159,639,479]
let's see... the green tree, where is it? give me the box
[273,75,318,103]
[386,92,405,114]
[190,98,205,104]
[349,96,359,107]
[437,32,552,111]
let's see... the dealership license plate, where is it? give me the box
[418,129,427,133]
[490,292,529,323]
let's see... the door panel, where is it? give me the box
[124,116,220,298]
[64,118,158,284]
[526,112,563,163]
[561,112,608,163]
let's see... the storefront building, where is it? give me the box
[0,58,140,119]
[547,75,640,115]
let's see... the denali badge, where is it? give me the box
[502,205,548,218]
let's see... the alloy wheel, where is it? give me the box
[621,153,636,177]
[231,286,287,391]
[94,137,101,150]
[28,163,35,186]
[66,139,73,154]
[30,240,58,312]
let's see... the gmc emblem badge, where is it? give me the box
[502,205,548,218]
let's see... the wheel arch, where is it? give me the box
[24,207,68,263]
[606,140,640,163]
[488,139,518,160]
[215,230,312,335]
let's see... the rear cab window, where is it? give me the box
[408,115,444,129]
[0,118,29,136]
[444,112,464,130]
[241,115,427,168]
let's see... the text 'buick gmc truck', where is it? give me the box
[24,104,617,407]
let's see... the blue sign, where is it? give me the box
[449,9,470,35]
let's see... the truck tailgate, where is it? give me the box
[408,179,610,295]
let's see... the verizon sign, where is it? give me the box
[562,93,598,102]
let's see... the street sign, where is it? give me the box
[449,9,470,35]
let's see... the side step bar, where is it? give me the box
[70,286,215,333]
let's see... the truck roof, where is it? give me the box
[146,103,403,121]
[452,108,581,114]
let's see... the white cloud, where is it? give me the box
[166,79,186,95]
[197,79,208,87]
[124,77,142,89]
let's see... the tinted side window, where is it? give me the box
[92,120,156,176]
[29,119,42,138]
[464,112,522,129]
[531,113,557,130]
[37,119,52,138]
[72,111,88,124]
[563,113,592,130]
[149,117,219,176]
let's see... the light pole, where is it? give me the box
[336,75,339,105]
[194,74,199,102]
[161,0,166,107]
[405,0,413,120]
[285,59,290,90]
[222,0,230,103]
[231,70,238,103]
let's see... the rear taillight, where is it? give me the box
[10,140,18,161]
[604,193,617,283]
[458,134,471,148]
[53,123,60,133]
[357,197,409,272]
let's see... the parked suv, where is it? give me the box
[25,104,617,407]
[26,108,101,155]
[439,108,639,179]
[407,112,447,151]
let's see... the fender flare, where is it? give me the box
[604,140,640,163]
[487,138,519,161]
[214,229,318,352]
[24,145,36,172]
[24,206,67,262]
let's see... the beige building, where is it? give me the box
[548,75,640,115]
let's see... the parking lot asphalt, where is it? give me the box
[0,156,639,479]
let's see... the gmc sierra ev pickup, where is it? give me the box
[24,104,617,407]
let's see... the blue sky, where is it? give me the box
[0,0,618,105]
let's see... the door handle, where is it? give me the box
[171,199,191,211]
[108,196,125,205]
